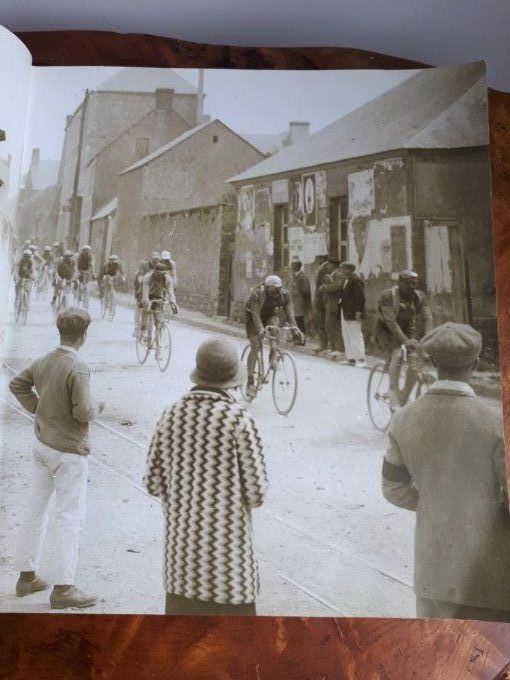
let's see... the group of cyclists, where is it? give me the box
[13,236,434,414]
[12,240,126,316]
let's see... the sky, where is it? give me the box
[23,66,416,171]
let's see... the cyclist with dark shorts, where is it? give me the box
[14,249,36,303]
[244,274,303,398]
[375,270,433,410]
[140,263,178,342]
[98,254,125,298]
[52,250,77,306]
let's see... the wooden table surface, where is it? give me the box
[1,30,510,679]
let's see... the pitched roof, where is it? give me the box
[91,197,117,221]
[229,62,488,184]
[96,68,197,95]
[120,119,264,175]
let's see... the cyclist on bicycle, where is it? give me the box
[14,249,36,303]
[76,244,95,285]
[133,258,150,336]
[140,262,179,342]
[244,274,303,398]
[41,245,54,267]
[98,254,125,298]
[159,250,177,287]
[51,250,77,306]
[375,270,433,411]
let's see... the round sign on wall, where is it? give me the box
[304,176,315,214]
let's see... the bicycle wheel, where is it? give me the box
[155,323,172,372]
[135,329,150,364]
[271,351,298,415]
[22,289,29,325]
[240,343,262,401]
[101,292,108,319]
[367,361,392,432]
[108,293,116,321]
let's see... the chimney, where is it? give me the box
[31,148,40,167]
[155,88,174,111]
[196,69,205,125]
[283,121,310,147]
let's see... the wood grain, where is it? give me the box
[0,29,508,679]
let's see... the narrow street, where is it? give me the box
[0,292,419,617]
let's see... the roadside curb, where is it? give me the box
[116,293,501,400]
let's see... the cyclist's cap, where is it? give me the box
[421,322,482,369]
[22,249,32,256]
[52,242,59,247]
[160,250,171,260]
[56,307,91,338]
[82,244,92,250]
[190,337,244,388]
[29,245,37,251]
[43,245,51,251]
[151,251,160,259]
[398,270,418,281]
[63,250,73,257]
[108,254,118,260]
[264,274,282,288]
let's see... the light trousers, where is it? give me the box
[340,312,365,361]
[15,441,88,585]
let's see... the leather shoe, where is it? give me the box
[50,586,97,610]
[16,575,50,597]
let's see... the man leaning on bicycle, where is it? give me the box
[244,274,304,399]
[375,270,433,411]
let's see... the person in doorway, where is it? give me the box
[320,265,346,359]
[244,274,303,398]
[382,322,510,622]
[375,270,433,410]
[144,337,268,615]
[338,261,366,366]
[9,308,104,609]
[289,258,312,335]
[314,253,341,353]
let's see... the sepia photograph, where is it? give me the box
[1,36,508,621]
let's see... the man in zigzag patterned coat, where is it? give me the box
[144,336,268,615]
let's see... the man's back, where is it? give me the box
[390,385,510,609]
[9,348,96,455]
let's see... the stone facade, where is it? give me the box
[230,147,495,352]
[56,84,201,251]
[115,119,264,315]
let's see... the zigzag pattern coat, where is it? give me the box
[144,388,268,604]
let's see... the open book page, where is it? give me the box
[0,26,32,344]
[1,62,507,622]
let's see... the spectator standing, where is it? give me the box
[144,337,268,615]
[338,261,366,366]
[382,322,510,622]
[289,258,312,335]
[9,308,103,609]
[320,266,345,358]
[314,254,340,353]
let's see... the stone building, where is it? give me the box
[16,148,59,244]
[115,119,265,315]
[228,63,495,350]
[55,69,202,251]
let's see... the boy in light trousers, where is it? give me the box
[9,307,103,609]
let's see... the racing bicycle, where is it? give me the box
[53,278,73,318]
[135,298,173,372]
[76,271,93,310]
[15,278,32,325]
[101,275,117,321]
[367,344,436,432]
[240,323,299,416]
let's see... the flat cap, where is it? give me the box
[421,322,482,368]
[340,261,356,270]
